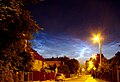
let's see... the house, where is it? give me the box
[32,49,47,71]
[45,57,64,67]
[28,49,56,81]
[45,57,65,74]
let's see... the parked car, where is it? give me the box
[55,73,65,81]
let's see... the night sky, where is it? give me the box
[28,0,120,63]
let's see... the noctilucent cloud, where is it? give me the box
[29,0,120,63]
[31,32,119,63]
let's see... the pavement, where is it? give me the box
[85,75,109,82]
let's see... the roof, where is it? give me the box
[45,58,59,61]
[32,49,45,62]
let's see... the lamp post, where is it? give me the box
[99,39,102,71]
[92,33,102,71]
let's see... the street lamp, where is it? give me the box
[89,61,94,68]
[93,67,96,71]
[92,33,102,71]
[82,68,85,72]
[91,55,96,60]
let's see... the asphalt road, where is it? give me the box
[41,75,108,82]
[64,75,90,82]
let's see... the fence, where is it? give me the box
[25,71,55,81]
[0,70,55,82]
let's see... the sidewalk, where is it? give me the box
[85,76,109,82]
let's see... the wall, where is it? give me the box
[46,61,61,67]
[33,60,43,71]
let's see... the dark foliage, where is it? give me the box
[0,0,40,73]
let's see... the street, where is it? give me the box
[64,75,90,82]
[42,75,109,82]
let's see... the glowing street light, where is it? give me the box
[89,61,94,68]
[82,68,85,72]
[91,55,96,59]
[93,67,96,71]
[91,33,103,71]
[92,33,101,43]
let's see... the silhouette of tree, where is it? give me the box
[66,59,80,74]
[58,65,70,76]
[109,52,120,69]
[0,0,40,72]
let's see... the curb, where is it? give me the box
[33,76,77,82]
[65,78,71,80]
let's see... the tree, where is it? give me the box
[58,65,70,77]
[101,57,111,72]
[49,63,57,72]
[66,59,80,74]
[0,0,40,82]
[58,56,70,65]
[0,0,41,81]
[109,52,120,69]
